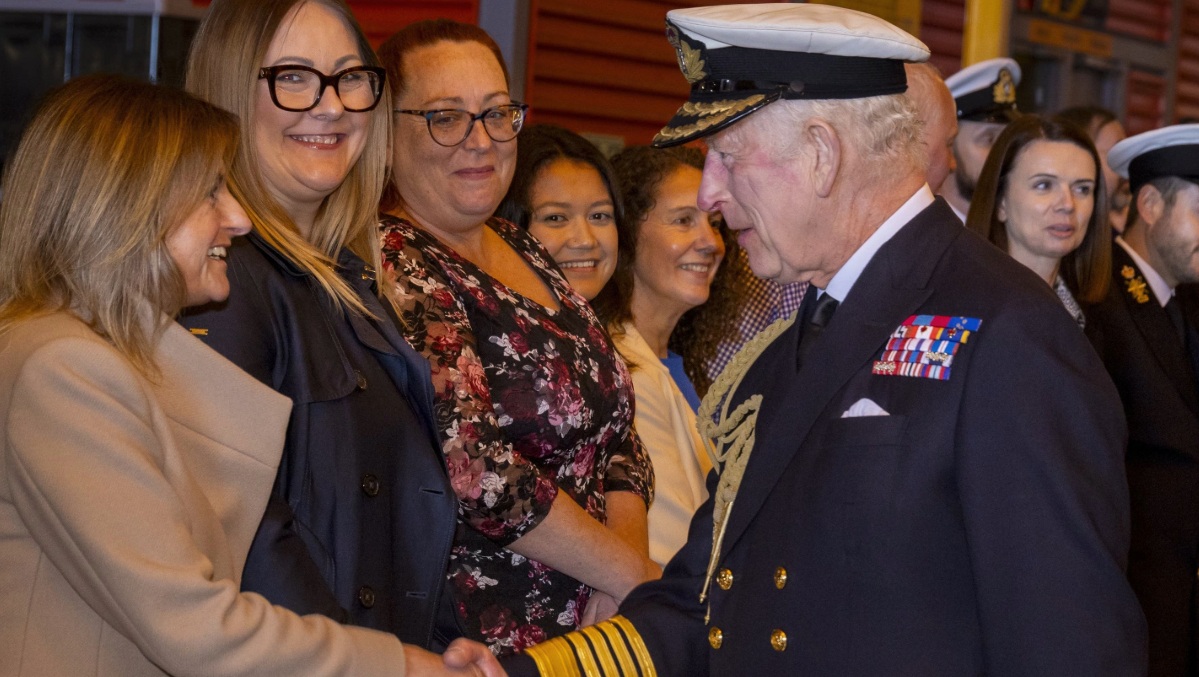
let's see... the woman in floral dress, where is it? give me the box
[376,20,660,656]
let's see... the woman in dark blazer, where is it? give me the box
[180,0,463,654]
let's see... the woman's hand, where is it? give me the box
[508,494,660,600]
[581,591,620,627]
[404,639,507,676]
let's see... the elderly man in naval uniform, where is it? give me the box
[504,4,1147,676]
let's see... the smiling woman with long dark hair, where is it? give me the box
[495,124,623,302]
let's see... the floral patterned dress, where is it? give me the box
[379,215,653,656]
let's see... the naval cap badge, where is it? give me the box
[992,67,1016,105]
[666,22,707,84]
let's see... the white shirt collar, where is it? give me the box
[948,200,967,225]
[1115,236,1173,307]
[822,185,935,302]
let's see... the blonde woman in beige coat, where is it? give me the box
[0,75,501,677]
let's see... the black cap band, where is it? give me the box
[691,46,908,102]
[1128,144,1199,196]
[952,65,1019,122]
[954,87,1019,123]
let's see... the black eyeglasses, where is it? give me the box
[258,65,386,112]
[395,103,529,147]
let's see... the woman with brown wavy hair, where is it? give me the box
[602,144,729,565]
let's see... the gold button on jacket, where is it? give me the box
[774,566,788,589]
[717,568,734,590]
[770,629,788,652]
[709,627,724,649]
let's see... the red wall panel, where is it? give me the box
[921,0,967,76]
[1177,0,1199,122]
[188,0,478,47]
[524,0,757,147]
[1127,68,1167,133]
[348,0,478,47]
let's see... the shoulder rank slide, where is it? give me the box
[871,314,982,381]
[1120,265,1151,304]
[522,615,657,677]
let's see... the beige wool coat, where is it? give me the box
[0,313,408,676]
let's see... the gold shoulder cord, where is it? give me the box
[521,314,795,676]
[695,312,798,617]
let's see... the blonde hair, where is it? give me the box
[186,0,391,313]
[0,74,239,374]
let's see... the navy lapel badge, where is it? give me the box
[1121,265,1151,304]
[872,314,982,381]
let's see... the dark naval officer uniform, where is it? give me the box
[1087,246,1199,677]
[508,198,1145,676]
[1086,124,1199,676]
[503,4,1147,675]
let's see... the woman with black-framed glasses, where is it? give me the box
[179,2,488,673]
[258,64,386,113]
[376,19,659,657]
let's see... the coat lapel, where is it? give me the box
[338,249,443,446]
[1112,247,1199,412]
[153,321,293,576]
[718,200,956,556]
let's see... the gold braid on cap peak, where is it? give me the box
[695,311,797,616]
[523,616,657,676]
[653,95,766,145]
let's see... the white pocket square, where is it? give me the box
[841,398,890,418]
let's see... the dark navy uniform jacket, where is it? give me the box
[1086,244,1199,677]
[508,199,1147,676]
[179,231,460,648]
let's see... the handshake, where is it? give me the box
[407,639,508,677]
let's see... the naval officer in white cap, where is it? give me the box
[939,57,1022,222]
[504,5,1145,675]
[1085,124,1199,677]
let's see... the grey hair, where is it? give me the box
[755,92,925,182]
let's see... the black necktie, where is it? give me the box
[797,290,839,368]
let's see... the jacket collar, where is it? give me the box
[720,199,957,556]
[245,229,377,289]
[1111,244,1199,412]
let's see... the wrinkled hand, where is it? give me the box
[581,590,619,627]
[404,640,507,677]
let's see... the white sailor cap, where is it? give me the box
[1108,124,1199,196]
[652,3,930,148]
[943,57,1021,123]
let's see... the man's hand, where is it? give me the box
[403,639,507,677]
